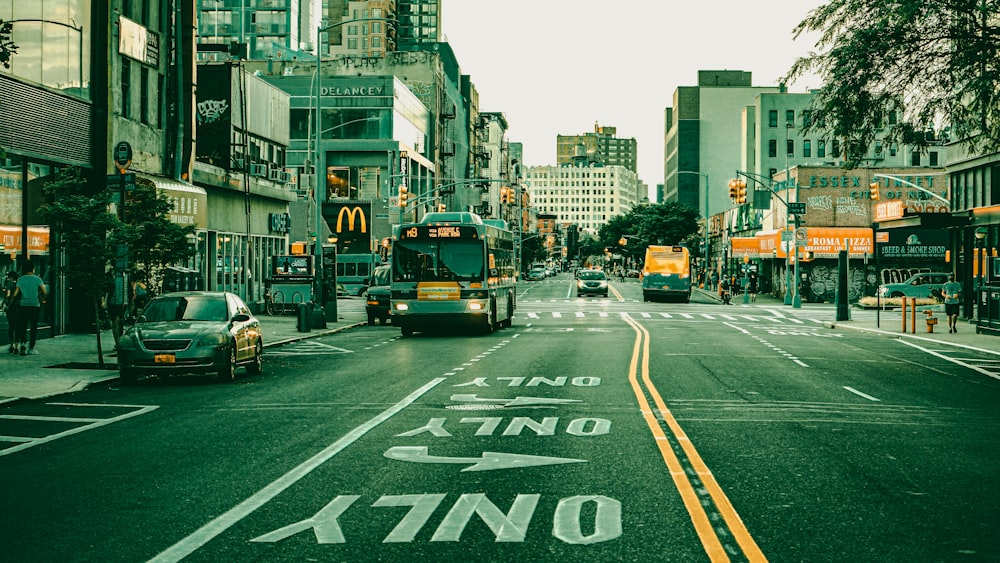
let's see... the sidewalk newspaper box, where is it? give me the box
[269,255,315,311]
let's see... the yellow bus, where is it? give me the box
[390,212,516,336]
[640,245,692,302]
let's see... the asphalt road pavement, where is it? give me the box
[2,274,998,562]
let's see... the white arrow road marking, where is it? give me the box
[384,446,587,472]
[450,394,582,407]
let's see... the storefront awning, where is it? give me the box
[135,173,208,230]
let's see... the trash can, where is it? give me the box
[297,302,311,332]
[310,303,327,329]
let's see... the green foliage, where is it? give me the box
[520,235,546,266]
[598,203,701,263]
[38,168,196,298]
[0,19,17,70]
[785,0,1000,157]
[38,167,119,300]
[112,176,197,285]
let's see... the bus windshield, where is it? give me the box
[392,239,485,282]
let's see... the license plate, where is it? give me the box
[154,354,175,364]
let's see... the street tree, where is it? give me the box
[38,167,120,366]
[40,169,196,363]
[785,0,1000,159]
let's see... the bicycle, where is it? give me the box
[264,288,286,316]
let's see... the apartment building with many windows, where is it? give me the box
[524,164,642,237]
[557,123,637,174]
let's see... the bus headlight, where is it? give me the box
[469,302,484,311]
[395,303,410,311]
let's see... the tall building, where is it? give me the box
[525,164,642,237]
[197,0,313,61]
[663,70,780,217]
[396,0,441,47]
[557,123,637,174]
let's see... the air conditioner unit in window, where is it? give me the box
[269,169,283,181]
[280,172,292,183]
[249,163,267,177]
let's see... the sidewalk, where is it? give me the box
[0,302,368,406]
[694,286,999,355]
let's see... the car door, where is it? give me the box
[226,293,251,362]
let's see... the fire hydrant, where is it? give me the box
[923,310,939,333]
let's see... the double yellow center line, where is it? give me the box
[623,314,767,562]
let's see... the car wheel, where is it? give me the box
[603,293,608,298]
[246,340,263,376]
[217,345,237,383]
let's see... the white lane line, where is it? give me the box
[149,377,446,563]
[843,386,881,402]
[0,404,158,457]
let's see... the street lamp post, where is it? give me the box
[313,17,391,313]
[678,171,710,290]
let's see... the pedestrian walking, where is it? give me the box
[709,270,719,291]
[719,276,732,305]
[12,261,47,356]
[748,272,759,303]
[942,273,962,333]
[3,271,20,353]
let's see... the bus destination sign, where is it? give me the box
[401,225,476,239]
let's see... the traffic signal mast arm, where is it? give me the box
[397,178,515,209]
[733,170,792,206]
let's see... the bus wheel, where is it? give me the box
[499,299,513,328]
[401,326,414,337]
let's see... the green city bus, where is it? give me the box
[390,212,517,336]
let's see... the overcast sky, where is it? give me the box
[442,0,827,193]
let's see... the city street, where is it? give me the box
[2,274,999,562]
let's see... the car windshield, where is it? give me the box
[578,270,606,280]
[141,296,229,322]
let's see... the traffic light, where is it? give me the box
[736,180,747,205]
[728,179,739,201]
[500,187,509,203]
[398,185,408,207]
[437,203,446,212]
[869,181,880,201]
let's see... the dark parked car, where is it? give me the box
[576,269,609,297]
[116,291,263,383]
[365,265,392,325]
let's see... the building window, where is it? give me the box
[140,67,149,125]
[889,143,898,157]
[802,110,812,128]
[911,151,921,166]
[121,60,131,119]
[768,139,777,158]
[803,139,811,158]
[874,141,883,157]
[785,110,795,126]
[929,151,939,166]
[768,110,778,128]
[786,139,794,158]
[817,140,826,158]
[888,110,898,125]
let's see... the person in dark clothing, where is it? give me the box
[3,271,20,353]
